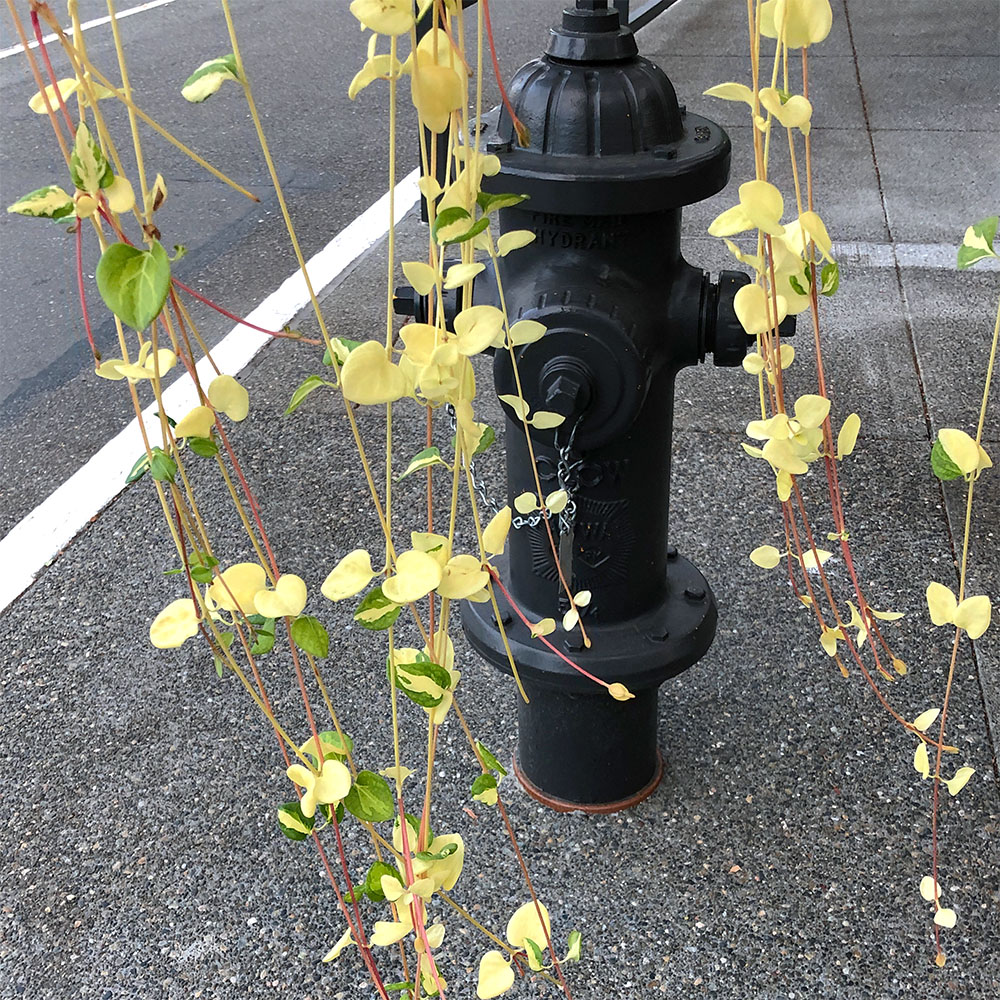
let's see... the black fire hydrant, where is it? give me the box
[462,0,759,811]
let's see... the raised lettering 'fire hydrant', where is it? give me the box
[460,0,778,812]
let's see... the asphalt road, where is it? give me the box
[0,0,564,534]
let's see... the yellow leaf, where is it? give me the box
[438,554,489,600]
[933,907,957,929]
[349,0,415,35]
[759,88,813,135]
[750,545,782,569]
[173,405,215,439]
[953,594,992,639]
[892,658,908,676]
[454,305,505,356]
[402,260,437,296]
[509,319,547,346]
[574,590,592,607]
[944,766,974,796]
[341,340,409,404]
[321,550,375,601]
[29,77,79,114]
[529,410,566,429]
[734,283,789,336]
[371,920,412,947]
[912,708,940,732]
[798,210,833,260]
[505,901,551,949]
[208,374,249,421]
[476,950,515,999]
[208,562,267,614]
[935,953,947,968]
[254,573,308,619]
[562,608,579,632]
[496,230,536,256]
[322,927,355,962]
[836,413,861,459]
[926,581,958,627]
[608,682,635,701]
[913,742,930,779]
[760,0,833,48]
[530,617,555,638]
[499,394,530,421]
[800,548,832,571]
[106,175,135,214]
[938,428,980,475]
[793,393,831,429]
[545,489,569,513]
[762,437,808,475]
[743,352,766,375]
[383,549,443,604]
[819,626,841,656]
[514,491,537,514]
[703,82,754,104]
[919,875,941,902]
[144,173,168,215]
[149,598,200,648]
[483,506,512,556]
[738,179,785,235]
[444,261,485,289]
[775,469,793,501]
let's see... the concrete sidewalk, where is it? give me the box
[2,1,998,998]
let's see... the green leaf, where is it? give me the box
[475,740,508,777]
[431,206,470,243]
[284,375,331,415]
[957,215,998,270]
[354,586,402,630]
[6,184,75,220]
[277,801,315,841]
[191,565,214,584]
[473,424,495,456]
[565,930,582,963]
[477,191,529,215]
[365,861,404,902]
[149,447,176,482]
[182,54,240,103]
[126,452,151,484]
[343,770,396,823]
[291,615,330,658]
[250,620,276,655]
[303,730,354,763]
[397,446,448,481]
[392,659,452,708]
[385,983,415,995]
[187,435,219,458]
[95,240,171,330]
[470,773,498,799]
[820,260,839,296]
[322,337,363,366]
[441,215,490,245]
[931,438,964,480]
[69,122,113,193]
[788,269,809,297]
[524,937,546,969]
[413,841,458,863]
[214,656,224,678]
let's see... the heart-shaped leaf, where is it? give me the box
[95,240,171,330]
[254,574,308,619]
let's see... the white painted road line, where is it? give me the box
[0,167,420,614]
[0,0,178,61]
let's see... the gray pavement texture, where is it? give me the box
[2,0,1000,999]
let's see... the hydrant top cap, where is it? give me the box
[546,1,638,63]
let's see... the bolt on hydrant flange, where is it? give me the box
[461,0,784,812]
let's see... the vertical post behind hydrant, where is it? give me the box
[462,0,760,811]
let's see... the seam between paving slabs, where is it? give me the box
[843,2,1000,786]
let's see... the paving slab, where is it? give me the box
[684,125,889,244]
[902,266,1000,440]
[845,0,1000,57]
[872,130,1000,246]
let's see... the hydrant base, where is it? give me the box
[514,749,664,814]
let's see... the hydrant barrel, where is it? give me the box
[462,0,744,811]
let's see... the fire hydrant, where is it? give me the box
[460,0,772,811]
